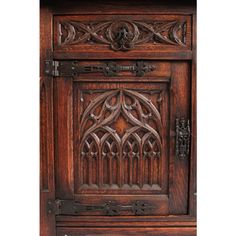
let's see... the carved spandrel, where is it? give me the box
[58,20,187,51]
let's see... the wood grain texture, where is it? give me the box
[40,0,196,235]
[189,13,197,217]
[56,215,196,227]
[51,0,196,15]
[54,15,191,54]
[53,51,193,60]
[40,4,56,236]
[57,227,196,236]
[54,77,74,199]
[57,19,187,50]
[169,62,190,214]
[78,89,162,190]
[71,81,170,216]
[73,82,169,196]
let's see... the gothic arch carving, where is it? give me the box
[78,89,163,190]
[58,20,187,51]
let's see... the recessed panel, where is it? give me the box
[74,82,169,195]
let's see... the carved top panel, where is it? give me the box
[54,15,191,54]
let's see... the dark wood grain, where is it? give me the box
[73,82,168,194]
[53,15,191,55]
[54,15,189,51]
[50,0,196,15]
[169,62,190,214]
[189,12,197,217]
[56,215,196,227]
[54,77,74,199]
[57,227,196,236]
[53,51,193,60]
[40,4,56,236]
[40,0,196,235]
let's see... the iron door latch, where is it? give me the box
[175,118,191,159]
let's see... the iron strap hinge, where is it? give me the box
[47,199,153,216]
[47,200,61,215]
[44,60,60,77]
[44,60,156,77]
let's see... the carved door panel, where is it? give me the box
[53,61,190,217]
[40,1,196,235]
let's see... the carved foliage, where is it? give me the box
[58,20,187,51]
[78,89,163,190]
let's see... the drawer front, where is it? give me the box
[53,15,191,55]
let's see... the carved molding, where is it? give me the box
[176,118,190,159]
[48,199,153,216]
[44,60,155,77]
[58,20,187,51]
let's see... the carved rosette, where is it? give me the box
[58,20,187,51]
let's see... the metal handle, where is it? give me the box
[175,118,190,159]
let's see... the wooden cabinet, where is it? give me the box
[40,1,196,235]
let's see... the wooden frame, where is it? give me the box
[40,1,196,235]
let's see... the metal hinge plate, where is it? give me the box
[175,118,191,159]
[47,200,60,215]
[47,199,153,216]
[44,60,155,77]
[44,60,60,77]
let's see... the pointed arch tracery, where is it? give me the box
[79,89,163,189]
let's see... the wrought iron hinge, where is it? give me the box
[44,60,60,77]
[47,199,152,216]
[47,200,60,215]
[175,118,191,159]
[44,60,155,77]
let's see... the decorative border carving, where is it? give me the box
[176,118,190,159]
[58,20,187,51]
[47,200,153,216]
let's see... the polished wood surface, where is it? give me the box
[40,0,196,235]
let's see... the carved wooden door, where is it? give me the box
[52,60,190,217]
[41,2,196,235]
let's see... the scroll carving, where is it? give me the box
[58,20,187,51]
[78,89,163,190]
